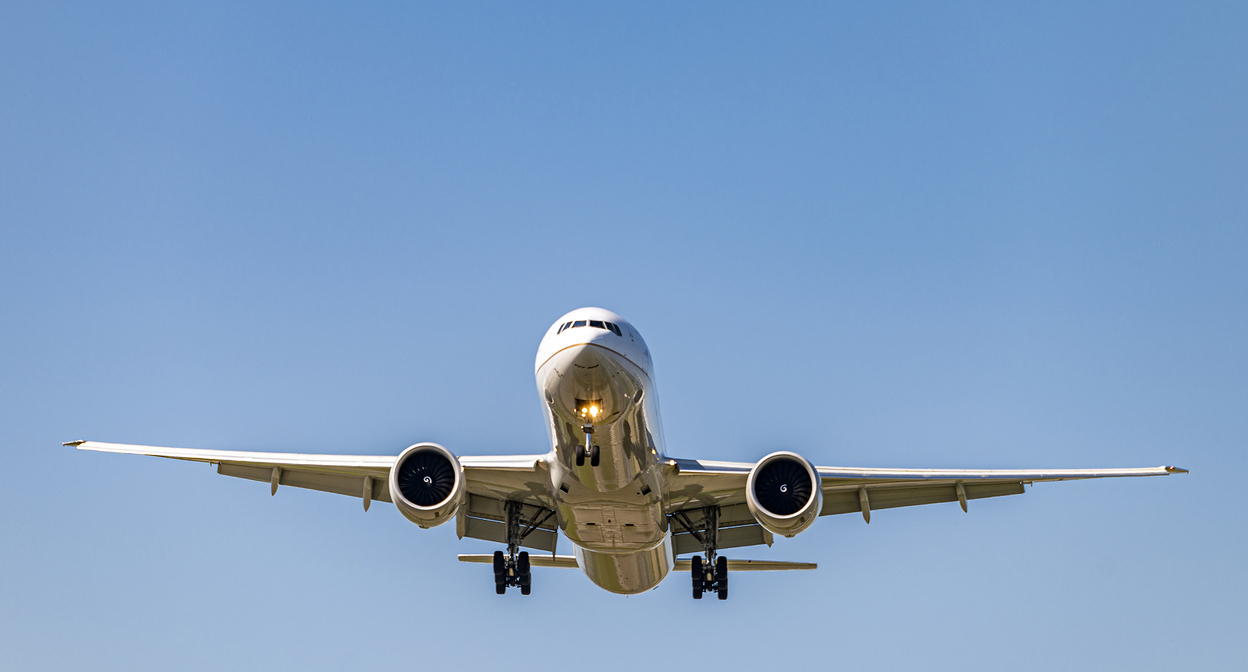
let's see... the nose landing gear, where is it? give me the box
[575,424,600,467]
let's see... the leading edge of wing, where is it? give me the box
[668,456,1187,480]
[817,465,1187,483]
[65,440,545,472]
[66,440,395,470]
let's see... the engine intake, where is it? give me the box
[389,443,464,528]
[746,452,822,537]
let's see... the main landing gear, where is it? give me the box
[673,505,728,600]
[691,555,727,601]
[493,549,531,595]
[575,424,600,467]
[493,501,553,596]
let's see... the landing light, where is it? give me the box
[574,398,604,420]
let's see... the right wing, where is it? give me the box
[67,440,558,550]
[67,440,398,503]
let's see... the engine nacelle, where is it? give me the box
[745,451,822,538]
[389,443,464,529]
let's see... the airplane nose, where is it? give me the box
[566,345,611,419]
[540,344,641,425]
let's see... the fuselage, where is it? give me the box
[534,307,673,593]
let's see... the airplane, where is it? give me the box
[65,307,1187,599]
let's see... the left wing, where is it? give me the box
[667,457,1186,521]
[813,464,1184,521]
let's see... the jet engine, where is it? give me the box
[389,443,464,529]
[745,451,822,538]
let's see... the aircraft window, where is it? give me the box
[558,321,572,334]
[572,320,587,328]
[605,322,622,336]
[589,320,605,329]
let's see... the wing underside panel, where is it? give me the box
[669,503,773,555]
[456,493,559,552]
[820,481,1025,515]
[218,463,394,502]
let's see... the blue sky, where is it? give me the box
[2,2,1244,670]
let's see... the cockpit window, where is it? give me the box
[561,319,624,335]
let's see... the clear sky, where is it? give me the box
[2,2,1244,670]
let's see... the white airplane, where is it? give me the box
[67,307,1187,599]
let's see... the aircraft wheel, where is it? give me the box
[691,556,703,598]
[518,551,530,576]
[495,578,506,595]
[716,556,728,600]
[575,445,586,466]
[493,550,505,576]
[590,445,600,467]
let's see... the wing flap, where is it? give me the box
[456,493,558,552]
[217,463,393,503]
[820,481,1025,516]
[670,502,775,554]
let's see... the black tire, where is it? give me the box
[518,551,530,576]
[575,445,585,466]
[495,578,506,595]
[715,556,728,600]
[590,445,600,467]
[520,583,531,595]
[691,556,703,588]
[493,550,505,576]
[693,585,702,599]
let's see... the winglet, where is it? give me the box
[1165,465,1189,474]
[62,440,87,447]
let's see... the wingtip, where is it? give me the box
[1165,465,1189,474]
[62,440,87,447]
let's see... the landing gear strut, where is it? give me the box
[673,505,728,600]
[493,501,553,596]
[575,424,600,467]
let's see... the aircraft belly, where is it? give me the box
[574,534,674,595]
[560,500,667,551]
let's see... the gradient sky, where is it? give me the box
[2,2,1245,670]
